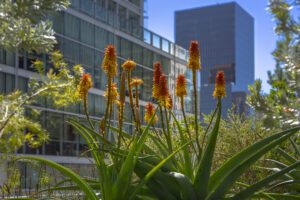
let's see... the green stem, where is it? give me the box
[201,106,218,150]
[181,96,197,153]
[127,71,137,125]
[164,106,173,153]
[193,69,201,155]
[159,104,169,150]
[103,76,111,137]
[135,85,141,134]
[84,97,94,129]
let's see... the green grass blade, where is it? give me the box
[171,111,194,179]
[231,160,300,200]
[16,156,98,200]
[207,126,300,199]
[194,101,222,199]
[208,126,300,192]
[129,141,192,199]
[112,110,157,200]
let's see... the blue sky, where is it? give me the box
[146,0,278,92]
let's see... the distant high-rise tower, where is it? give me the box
[175,2,254,116]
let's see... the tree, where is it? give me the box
[248,0,300,129]
[0,0,83,153]
[0,0,69,53]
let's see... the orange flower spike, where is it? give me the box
[188,40,201,71]
[144,102,158,125]
[105,82,119,103]
[175,74,188,97]
[122,59,136,71]
[158,74,169,104]
[78,73,93,100]
[213,71,226,99]
[152,61,163,99]
[130,78,143,87]
[102,45,118,77]
[166,95,173,110]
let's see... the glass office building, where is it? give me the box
[175,2,254,116]
[0,0,191,188]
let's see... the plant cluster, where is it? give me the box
[0,51,84,153]
[13,41,300,200]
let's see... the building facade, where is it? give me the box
[175,2,254,116]
[0,0,191,188]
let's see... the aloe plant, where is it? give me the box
[131,98,300,200]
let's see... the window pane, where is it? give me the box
[95,27,108,50]
[80,0,94,15]
[120,38,131,59]
[64,14,79,40]
[95,0,107,22]
[45,112,62,155]
[132,43,142,64]
[5,74,15,93]
[80,20,94,46]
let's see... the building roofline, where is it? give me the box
[175,1,254,20]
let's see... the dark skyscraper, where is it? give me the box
[175,2,254,116]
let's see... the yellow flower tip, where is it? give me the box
[78,73,93,100]
[144,102,158,125]
[105,82,119,103]
[130,78,143,87]
[122,59,136,71]
[175,74,188,97]
[166,95,173,110]
[188,40,201,71]
[158,74,169,104]
[102,44,118,77]
[152,61,163,99]
[213,71,226,99]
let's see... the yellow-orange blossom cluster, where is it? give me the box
[78,73,93,101]
[144,102,158,125]
[213,71,226,98]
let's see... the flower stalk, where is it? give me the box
[78,73,93,129]
[188,40,202,155]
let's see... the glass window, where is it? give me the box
[132,43,142,64]
[88,93,95,115]
[95,0,107,22]
[153,53,161,64]
[80,0,94,15]
[162,39,170,53]
[120,38,132,59]
[108,1,117,26]
[5,74,15,93]
[80,46,94,67]
[162,56,171,74]
[63,39,80,63]
[152,34,161,49]
[45,112,63,155]
[95,27,108,50]
[0,48,4,64]
[129,0,140,7]
[80,20,94,46]
[128,12,141,38]
[119,5,127,32]
[18,77,28,92]
[52,12,64,34]
[142,48,152,67]
[64,14,79,40]
[63,117,78,156]
[6,51,15,66]
[143,29,151,44]
[0,72,5,93]
[95,95,105,117]
[70,0,80,9]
